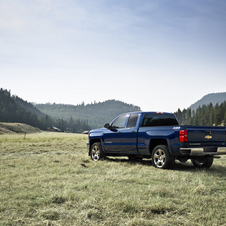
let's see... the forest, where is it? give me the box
[0,89,91,132]
[175,101,226,126]
[1,88,226,132]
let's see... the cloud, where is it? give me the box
[1,0,226,112]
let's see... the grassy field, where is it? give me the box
[1,132,226,226]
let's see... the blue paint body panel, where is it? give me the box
[87,111,226,158]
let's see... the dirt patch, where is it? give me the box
[0,123,41,134]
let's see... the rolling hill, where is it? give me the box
[0,122,41,135]
[1,87,226,131]
[36,100,141,129]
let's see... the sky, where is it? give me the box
[1,0,226,113]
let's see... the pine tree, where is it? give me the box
[214,103,221,126]
[224,112,226,126]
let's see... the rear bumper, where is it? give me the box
[180,147,226,156]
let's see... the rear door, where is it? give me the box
[103,113,139,153]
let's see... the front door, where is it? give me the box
[104,114,139,154]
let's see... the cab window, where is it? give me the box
[142,114,179,126]
[111,115,128,128]
[127,114,138,128]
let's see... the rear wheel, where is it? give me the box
[90,142,106,161]
[152,145,174,169]
[191,156,213,168]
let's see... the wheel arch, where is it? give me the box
[149,138,169,155]
[89,138,104,155]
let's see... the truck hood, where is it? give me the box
[89,128,107,134]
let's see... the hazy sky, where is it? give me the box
[1,0,226,112]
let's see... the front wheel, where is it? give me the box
[191,156,213,168]
[152,145,174,169]
[90,142,106,161]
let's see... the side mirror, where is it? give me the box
[104,123,110,129]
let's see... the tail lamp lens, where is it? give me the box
[179,130,188,142]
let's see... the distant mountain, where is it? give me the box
[189,92,226,112]
[36,100,141,129]
[2,87,226,129]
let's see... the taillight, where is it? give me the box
[179,130,188,142]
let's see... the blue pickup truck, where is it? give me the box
[87,111,226,169]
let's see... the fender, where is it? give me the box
[138,127,178,155]
[88,130,106,154]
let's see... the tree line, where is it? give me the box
[2,88,226,130]
[175,101,226,126]
[0,89,91,132]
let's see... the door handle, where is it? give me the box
[131,131,136,133]
[117,131,122,134]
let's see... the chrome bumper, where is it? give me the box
[180,147,226,156]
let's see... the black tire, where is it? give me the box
[152,145,174,169]
[90,142,106,161]
[191,156,213,168]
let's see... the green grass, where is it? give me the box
[1,132,226,225]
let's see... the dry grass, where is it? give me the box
[1,132,226,225]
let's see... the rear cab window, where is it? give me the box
[142,113,179,127]
[126,114,139,128]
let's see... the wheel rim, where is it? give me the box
[91,145,100,161]
[153,148,166,168]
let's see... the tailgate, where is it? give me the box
[187,126,226,145]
